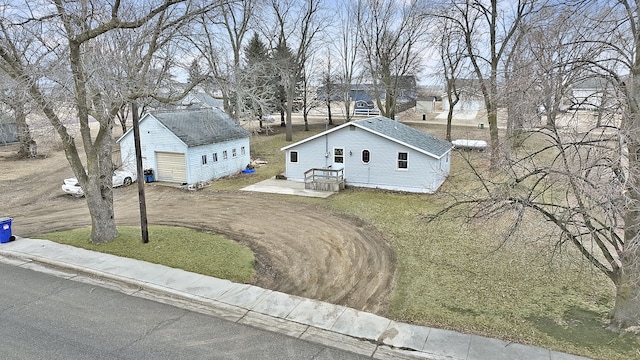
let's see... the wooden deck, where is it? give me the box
[304,168,345,192]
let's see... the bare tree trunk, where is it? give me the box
[445,88,459,142]
[610,240,640,329]
[84,116,117,243]
[286,79,294,140]
[116,105,128,134]
[14,98,35,158]
[611,57,640,328]
[86,184,117,243]
[486,100,500,167]
[613,129,640,327]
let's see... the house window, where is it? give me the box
[202,155,207,165]
[290,151,298,163]
[362,150,370,164]
[241,146,246,155]
[212,153,218,162]
[223,150,228,160]
[398,152,408,169]
[232,148,237,158]
[334,148,344,163]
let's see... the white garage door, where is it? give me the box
[156,152,187,183]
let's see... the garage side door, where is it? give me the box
[156,152,187,183]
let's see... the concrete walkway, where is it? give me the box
[0,237,589,360]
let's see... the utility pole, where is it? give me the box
[132,102,149,243]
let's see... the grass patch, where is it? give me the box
[42,225,254,283]
[530,307,639,360]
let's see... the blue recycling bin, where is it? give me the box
[143,169,154,183]
[0,217,14,243]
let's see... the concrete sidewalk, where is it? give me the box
[0,237,589,360]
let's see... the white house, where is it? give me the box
[117,108,251,185]
[570,78,610,110]
[281,116,454,194]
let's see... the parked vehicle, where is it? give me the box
[62,170,135,197]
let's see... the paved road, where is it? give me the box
[0,263,370,360]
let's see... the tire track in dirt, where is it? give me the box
[6,175,396,313]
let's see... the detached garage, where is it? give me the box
[117,108,251,185]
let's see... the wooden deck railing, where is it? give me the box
[303,168,345,192]
[304,168,344,183]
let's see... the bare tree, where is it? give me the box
[319,52,339,125]
[268,0,324,141]
[434,0,640,330]
[598,0,640,329]
[300,54,322,131]
[502,24,538,146]
[0,1,215,243]
[521,7,601,129]
[237,32,279,129]
[190,0,258,118]
[439,0,540,169]
[356,0,428,119]
[332,0,361,122]
[436,16,466,141]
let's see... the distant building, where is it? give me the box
[441,79,485,111]
[317,76,418,105]
[570,78,611,111]
[178,92,225,110]
[0,112,17,144]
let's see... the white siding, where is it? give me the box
[119,116,187,177]
[285,125,451,193]
[186,137,250,183]
[416,100,435,113]
[572,89,602,110]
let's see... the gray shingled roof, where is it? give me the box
[151,108,250,147]
[354,117,453,157]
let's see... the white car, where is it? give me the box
[62,170,135,197]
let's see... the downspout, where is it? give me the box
[325,133,329,168]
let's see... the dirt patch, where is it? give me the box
[0,143,395,314]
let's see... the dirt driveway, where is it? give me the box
[0,145,395,314]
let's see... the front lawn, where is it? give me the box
[42,225,254,284]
